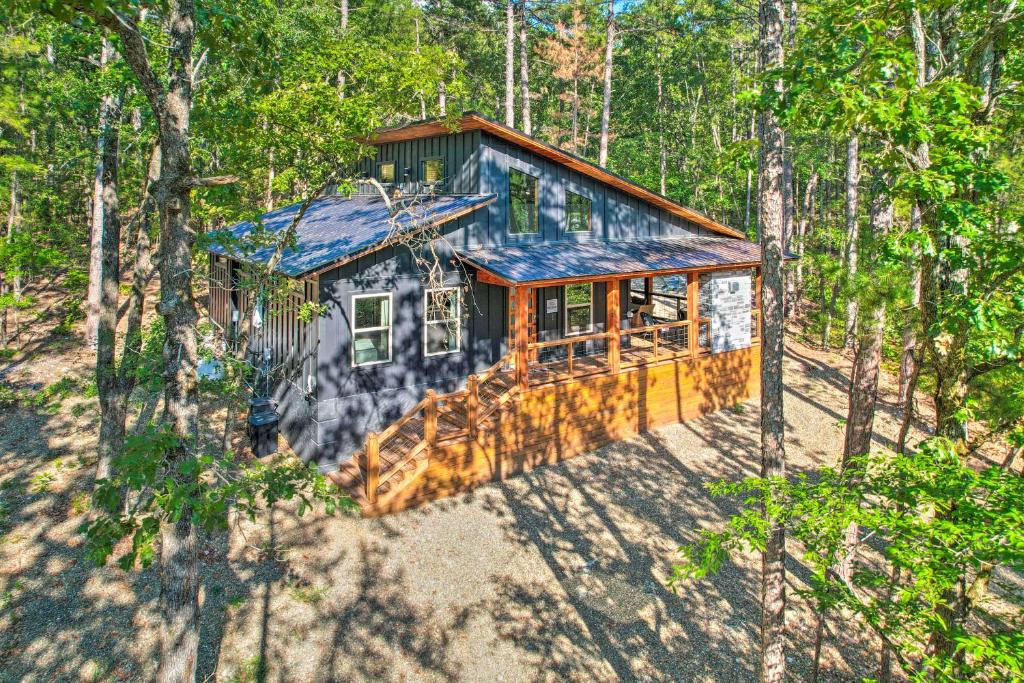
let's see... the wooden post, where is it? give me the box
[365,432,380,504]
[652,327,660,357]
[466,374,479,438]
[644,276,653,305]
[424,389,438,447]
[607,279,621,373]
[514,285,530,391]
[567,341,575,377]
[687,271,699,357]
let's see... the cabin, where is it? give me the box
[207,112,762,516]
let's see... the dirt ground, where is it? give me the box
[0,283,941,682]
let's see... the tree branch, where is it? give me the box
[184,174,240,188]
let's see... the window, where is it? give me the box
[421,158,444,185]
[351,293,391,366]
[424,287,461,356]
[564,283,593,336]
[566,191,591,232]
[377,161,395,184]
[509,168,539,234]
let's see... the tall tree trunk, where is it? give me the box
[518,1,531,135]
[87,37,117,348]
[94,92,124,481]
[96,143,158,484]
[838,179,892,587]
[791,167,817,318]
[337,0,348,98]
[843,134,860,349]
[598,0,615,167]
[570,77,580,152]
[657,57,666,195]
[897,206,922,411]
[744,113,755,233]
[438,79,447,116]
[757,0,788,678]
[505,0,515,127]
[843,195,892,464]
[103,1,202,678]
[1,170,17,346]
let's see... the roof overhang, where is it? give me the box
[456,237,764,287]
[367,113,746,240]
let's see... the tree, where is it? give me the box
[756,0,788,678]
[535,4,602,153]
[841,133,859,348]
[673,439,1024,682]
[505,0,515,127]
[519,0,532,135]
[598,0,614,166]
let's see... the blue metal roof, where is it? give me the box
[208,193,496,277]
[456,236,763,284]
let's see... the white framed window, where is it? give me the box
[351,293,392,366]
[424,287,461,356]
[565,191,592,232]
[564,283,593,336]
[421,158,445,185]
[509,168,540,234]
[377,161,395,184]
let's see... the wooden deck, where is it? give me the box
[330,338,759,516]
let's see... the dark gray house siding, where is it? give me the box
[309,234,507,464]
[356,130,482,195]
[290,128,735,469]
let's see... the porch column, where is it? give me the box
[514,285,530,390]
[687,272,699,356]
[606,279,621,372]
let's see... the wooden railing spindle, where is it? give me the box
[424,389,438,447]
[366,432,380,504]
[652,328,660,357]
[466,374,479,438]
[567,342,574,378]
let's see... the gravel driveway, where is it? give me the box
[0,338,930,682]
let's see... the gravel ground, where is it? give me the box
[0,322,935,682]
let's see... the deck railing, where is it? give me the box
[362,351,516,503]
[620,319,693,367]
[361,319,759,503]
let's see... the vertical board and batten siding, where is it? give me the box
[357,129,482,195]
[207,257,320,460]
[312,242,507,461]
[208,255,233,334]
[473,132,716,247]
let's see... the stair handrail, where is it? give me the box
[365,351,516,502]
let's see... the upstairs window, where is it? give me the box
[351,293,392,366]
[566,191,591,232]
[509,168,539,234]
[565,283,593,336]
[424,287,461,356]
[421,158,444,185]
[377,161,395,184]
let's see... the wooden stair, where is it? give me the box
[332,354,518,514]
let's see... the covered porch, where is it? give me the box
[459,236,763,392]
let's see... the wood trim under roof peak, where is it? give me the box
[367,112,746,240]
